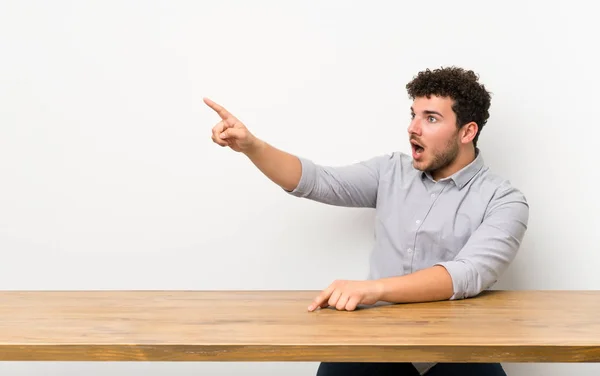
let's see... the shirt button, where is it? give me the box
[431,193,436,198]
[416,219,421,224]
[407,248,413,253]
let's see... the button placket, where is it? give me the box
[410,184,446,273]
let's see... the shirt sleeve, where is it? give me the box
[434,182,530,300]
[285,154,392,208]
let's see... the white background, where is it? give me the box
[1,1,598,375]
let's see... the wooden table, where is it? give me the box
[0,290,598,362]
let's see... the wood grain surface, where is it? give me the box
[0,290,598,362]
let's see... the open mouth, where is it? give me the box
[411,140,425,156]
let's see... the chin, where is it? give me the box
[412,161,427,172]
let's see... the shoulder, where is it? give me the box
[476,167,527,202]
[474,167,529,221]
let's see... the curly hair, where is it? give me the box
[406,67,491,147]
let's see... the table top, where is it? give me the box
[0,290,598,362]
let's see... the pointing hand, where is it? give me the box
[204,97,260,153]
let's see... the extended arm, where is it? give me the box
[206,97,387,208]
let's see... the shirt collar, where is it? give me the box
[422,149,485,189]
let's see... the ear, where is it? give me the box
[460,122,478,145]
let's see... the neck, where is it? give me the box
[431,145,477,181]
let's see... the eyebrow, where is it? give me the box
[424,110,444,118]
[410,107,444,118]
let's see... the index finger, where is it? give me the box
[203,97,236,121]
[308,285,334,311]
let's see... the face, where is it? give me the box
[408,95,464,179]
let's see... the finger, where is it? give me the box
[219,127,245,141]
[211,134,229,147]
[211,121,229,146]
[212,120,235,135]
[345,296,361,311]
[328,289,342,308]
[204,97,237,122]
[335,294,349,311]
[212,120,225,136]
[308,286,334,311]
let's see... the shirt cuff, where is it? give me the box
[286,156,317,197]
[434,260,481,300]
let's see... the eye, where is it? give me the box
[428,116,437,123]
[410,113,415,119]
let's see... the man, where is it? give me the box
[205,66,529,376]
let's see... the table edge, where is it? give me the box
[0,344,598,362]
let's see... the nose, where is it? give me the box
[407,117,421,136]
